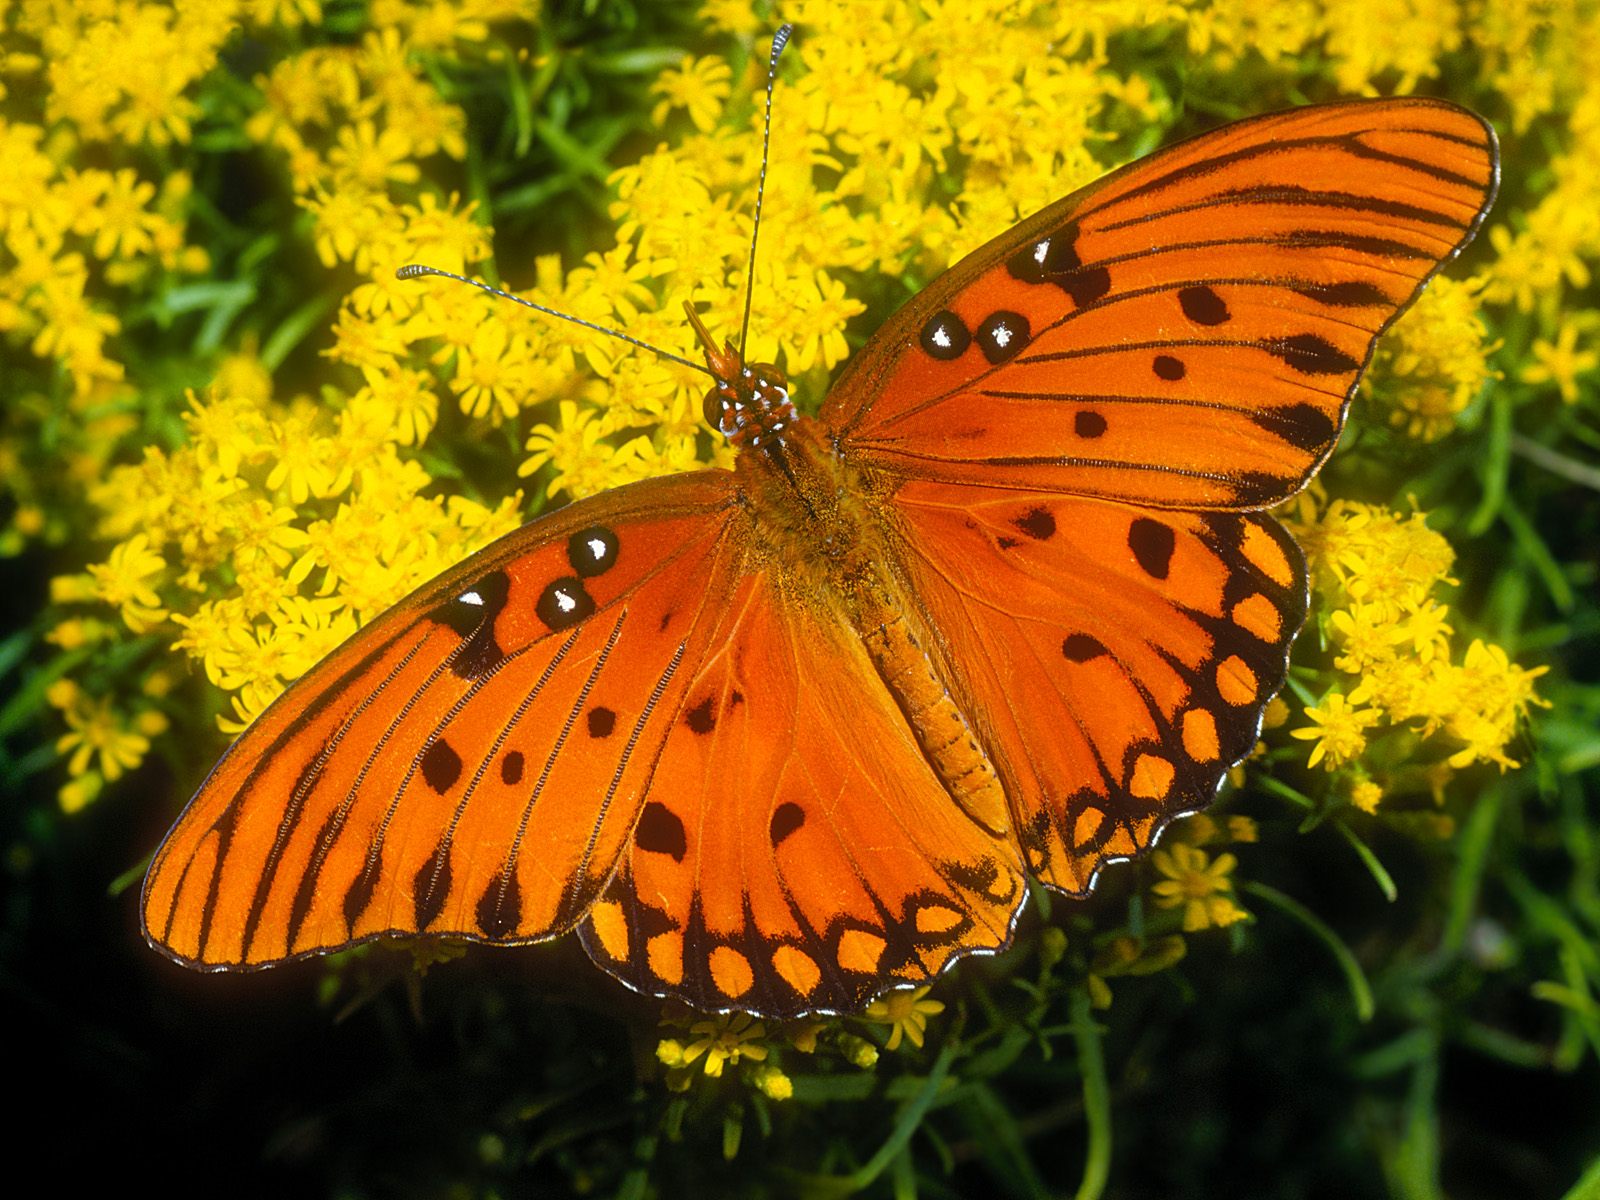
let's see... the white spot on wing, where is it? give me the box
[459,591,484,606]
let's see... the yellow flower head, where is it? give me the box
[863,985,946,1051]
[1150,844,1249,932]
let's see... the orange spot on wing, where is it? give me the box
[1129,753,1175,800]
[913,902,964,935]
[1216,656,1259,706]
[1073,806,1105,848]
[710,945,754,998]
[589,900,629,962]
[647,931,684,986]
[838,928,887,974]
[771,944,821,997]
[1231,593,1282,642]
[1240,522,1294,588]
[1181,708,1221,762]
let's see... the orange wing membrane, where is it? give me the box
[884,481,1307,894]
[825,99,1498,508]
[143,473,744,967]
[579,570,1021,1015]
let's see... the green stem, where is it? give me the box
[1070,986,1112,1200]
[1243,881,1374,1021]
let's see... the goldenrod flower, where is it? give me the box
[652,55,733,134]
[1521,319,1599,403]
[679,1012,770,1078]
[55,693,150,782]
[87,533,166,633]
[1150,845,1249,932]
[1292,692,1382,770]
[863,986,945,1051]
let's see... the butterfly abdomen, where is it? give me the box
[857,604,1012,839]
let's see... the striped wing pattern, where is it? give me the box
[824,99,1498,508]
[143,473,744,967]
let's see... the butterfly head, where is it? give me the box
[685,302,797,450]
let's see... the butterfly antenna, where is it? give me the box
[735,24,793,360]
[395,264,715,378]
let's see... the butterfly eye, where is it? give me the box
[702,387,726,431]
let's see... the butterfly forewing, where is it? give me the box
[142,472,744,968]
[825,99,1498,508]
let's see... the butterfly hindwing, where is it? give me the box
[142,472,745,968]
[579,568,1023,1017]
[883,481,1306,892]
[825,99,1498,508]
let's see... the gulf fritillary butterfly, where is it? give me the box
[142,34,1499,1018]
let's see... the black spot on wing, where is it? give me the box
[413,843,451,931]
[1266,333,1360,375]
[1062,633,1108,662]
[976,311,1031,363]
[1153,354,1186,381]
[920,310,970,360]
[566,526,620,577]
[420,740,462,794]
[1013,507,1056,540]
[476,868,520,939]
[1252,402,1338,452]
[1179,285,1230,326]
[587,706,616,737]
[1292,279,1392,307]
[500,750,524,785]
[430,569,510,679]
[770,802,805,846]
[1129,518,1175,580]
[536,577,595,631]
[635,801,687,862]
[684,697,716,734]
[1074,410,1107,438]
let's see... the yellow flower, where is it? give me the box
[863,986,945,1051]
[1150,845,1250,933]
[1350,779,1384,814]
[651,55,733,133]
[55,694,150,782]
[59,771,104,814]
[1521,319,1598,403]
[679,1012,769,1078]
[328,119,423,190]
[87,533,167,633]
[1291,692,1383,770]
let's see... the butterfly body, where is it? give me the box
[145,98,1497,1018]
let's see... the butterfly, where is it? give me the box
[142,71,1498,1018]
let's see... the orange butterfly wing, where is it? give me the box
[824,99,1498,506]
[882,483,1306,892]
[143,472,746,966]
[820,98,1496,899]
[577,569,1020,1015]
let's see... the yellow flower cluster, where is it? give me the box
[1364,278,1497,440]
[1285,498,1547,800]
